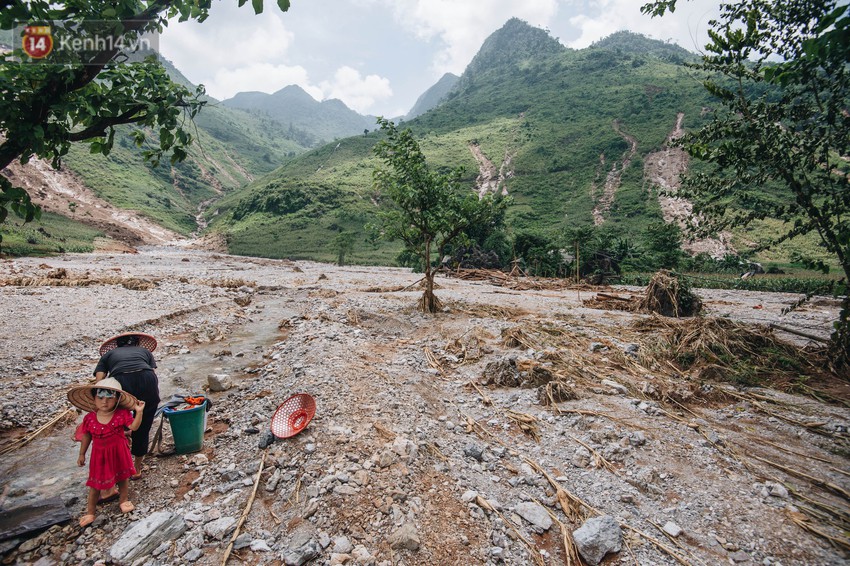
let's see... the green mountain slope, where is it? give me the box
[405,72,459,120]
[209,20,716,261]
[57,59,309,236]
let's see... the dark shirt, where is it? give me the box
[94,345,157,376]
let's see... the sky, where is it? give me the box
[159,0,722,118]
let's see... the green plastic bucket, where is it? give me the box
[164,401,207,454]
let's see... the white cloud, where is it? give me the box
[379,0,559,75]
[160,4,294,85]
[565,0,720,52]
[203,63,322,101]
[159,0,725,116]
[319,66,393,114]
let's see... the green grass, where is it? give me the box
[622,271,845,295]
[0,212,103,256]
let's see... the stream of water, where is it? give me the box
[0,290,298,520]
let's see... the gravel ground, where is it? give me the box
[0,247,848,566]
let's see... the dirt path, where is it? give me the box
[0,248,847,566]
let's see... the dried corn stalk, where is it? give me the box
[506,410,540,442]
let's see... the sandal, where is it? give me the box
[119,501,135,513]
[79,514,95,528]
[130,472,142,481]
[98,487,119,504]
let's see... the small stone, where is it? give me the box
[663,521,682,537]
[461,490,479,503]
[464,443,484,461]
[250,540,272,552]
[233,533,252,550]
[332,536,353,554]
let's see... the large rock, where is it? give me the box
[203,516,237,540]
[389,522,421,551]
[208,373,233,392]
[572,515,622,566]
[513,502,552,531]
[109,512,187,564]
[284,522,321,566]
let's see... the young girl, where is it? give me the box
[67,377,145,527]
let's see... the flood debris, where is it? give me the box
[638,270,702,317]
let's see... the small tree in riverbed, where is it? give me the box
[371,118,508,313]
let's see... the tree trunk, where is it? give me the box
[421,238,439,313]
[829,294,850,379]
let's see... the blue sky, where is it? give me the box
[159,0,721,117]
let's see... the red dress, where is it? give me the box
[82,409,136,490]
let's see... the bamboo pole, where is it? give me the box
[221,450,267,566]
[769,323,829,343]
[0,407,74,457]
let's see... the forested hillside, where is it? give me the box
[0,54,309,247]
[4,18,830,272]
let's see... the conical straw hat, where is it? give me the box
[67,377,138,413]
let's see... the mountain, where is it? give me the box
[206,19,724,263]
[591,30,697,63]
[7,19,818,265]
[1,56,311,247]
[221,85,377,144]
[405,73,459,120]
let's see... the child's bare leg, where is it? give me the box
[117,479,135,513]
[117,479,130,504]
[86,488,98,516]
[80,487,99,525]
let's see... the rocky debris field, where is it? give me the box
[0,247,848,566]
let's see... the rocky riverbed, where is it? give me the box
[0,246,847,566]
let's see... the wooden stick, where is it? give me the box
[401,276,425,292]
[536,499,582,566]
[571,436,618,475]
[221,450,267,566]
[786,509,850,552]
[596,292,632,302]
[755,437,837,465]
[769,323,829,343]
[468,381,493,405]
[557,408,650,431]
[475,496,545,566]
[750,454,850,502]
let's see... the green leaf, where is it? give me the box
[251,0,263,14]
[276,0,290,11]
